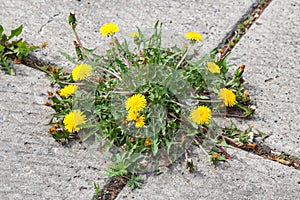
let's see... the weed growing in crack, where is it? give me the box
[46,13,257,190]
[0,24,39,75]
[93,182,101,198]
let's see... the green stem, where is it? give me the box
[72,27,122,80]
[235,103,254,117]
[175,45,191,69]
[72,27,90,61]
[235,103,247,112]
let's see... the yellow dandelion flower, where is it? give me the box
[59,84,78,98]
[129,32,139,38]
[125,94,146,112]
[72,64,92,81]
[207,62,220,74]
[219,88,236,107]
[100,23,119,37]
[145,138,151,147]
[126,110,139,121]
[184,32,203,41]
[63,110,86,132]
[190,105,212,125]
[135,115,145,128]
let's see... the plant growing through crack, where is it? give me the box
[46,13,257,190]
[0,24,39,75]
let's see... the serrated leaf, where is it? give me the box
[8,25,23,40]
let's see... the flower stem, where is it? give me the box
[176,45,191,69]
[235,104,247,112]
[98,66,122,80]
[71,27,122,81]
[72,27,89,60]
[192,138,210,159]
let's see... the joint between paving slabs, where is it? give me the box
[223,136,300,170]
[217,0,273,58]
[15,54,58,74]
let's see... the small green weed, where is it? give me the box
[127,175,142,190]
[93,182,100,197]
[0,24,39,75]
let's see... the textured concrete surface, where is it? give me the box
[117,148,300,200]
[228,0,300,157]
[1,0,300,199]
[0,0,258,68]
[0,65,110,200]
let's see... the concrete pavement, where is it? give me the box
[0,65,111,199]
[0,0,258,67]
[1,0,299,199]
[117,148,299,199]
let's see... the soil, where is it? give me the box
[94,176,127,200]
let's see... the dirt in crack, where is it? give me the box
[93,176,127,200]
[6,53,58,75]
[204,131,300,170]
[218,0,273,58]
[226,137,300,170]
[20,54,57,73]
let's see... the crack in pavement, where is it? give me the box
[217,1,260,48]
[217,0,273,58]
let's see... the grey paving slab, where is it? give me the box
[0,65,110,200]
[117,147,300,200]
[228,0,300,157]
[0,0,258,68]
